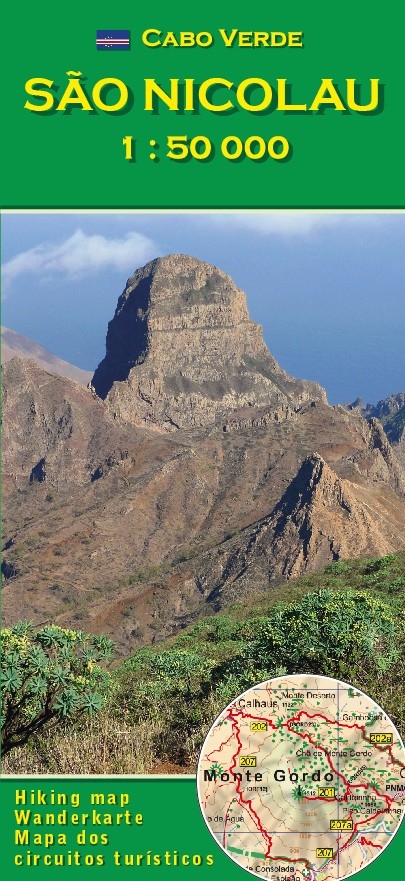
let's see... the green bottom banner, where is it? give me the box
[0,777,403,880]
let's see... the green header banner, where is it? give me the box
[1,0,404,207]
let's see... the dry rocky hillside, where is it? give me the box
[347,393,405,469]
[2,255,405,655]
[1,326,92,386]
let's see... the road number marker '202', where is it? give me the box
[166,135,290,161]
[250,722,268,731]
[370,732,393,743]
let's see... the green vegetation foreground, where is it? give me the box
[2,553,405,774]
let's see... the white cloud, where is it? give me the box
[2,229,158,292]
[207,211,382,237]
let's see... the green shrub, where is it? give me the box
[112,586,404,765]
[222,588,400,685]
[1,622,114,755]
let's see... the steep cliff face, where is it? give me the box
[92,254,325,429]
[2,256,405,654]
[347,393,405,468]
[368,399,405,469]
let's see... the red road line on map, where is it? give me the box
[359,836,382,849]
[226,708,278,728]
[228,711,243,775]
[227,710,274,857]
[283,715,398,811]
[206,729,235,760]
[286,711,405,771]
[335,806,389,858]
[266,856,313,870]
[211,705,401,865]
[289,711,365,730]
[224,706,404,774]
[367,742,405,768]
[284,721,351,789]
[221,706,400,815]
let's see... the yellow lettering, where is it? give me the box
[57,78,92,111]
[162,32,179,47]
[144,78,179,111]
[239,32,253,46]
[346,78,380,111]
[24,78,54,112]
[288,32,303,46]
[92,78,128,112]
[236,78,273,112]
[278,79,307,111]
[185,79,195,111]
[199,78,233,112]
[181,32,195,46]
[253,32,270,47]
[309,78,346,111]
[271,32,287,46]
[196,32,213,46]
[142,29,161,47]
[218,28,238,47]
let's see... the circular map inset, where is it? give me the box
[197,674,405,879]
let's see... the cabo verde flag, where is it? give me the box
[96,30,130,50]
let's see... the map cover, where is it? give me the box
[1,2,404,880]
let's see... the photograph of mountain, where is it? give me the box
[2,212,404,774]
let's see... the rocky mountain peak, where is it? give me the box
[261,450,400,576]
[91,254,326,430]
[205,451,401,606]
[273,453,354,522]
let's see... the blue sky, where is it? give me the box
[2,211,404,405]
